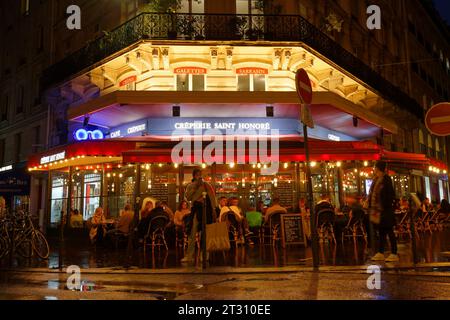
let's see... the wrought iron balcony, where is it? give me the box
[42,12,423,120]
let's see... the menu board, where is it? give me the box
[280,214,306,248]
[276,181,293,208]
[150,175,169,203]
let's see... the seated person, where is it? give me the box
[421,197,432,213]
[220,197,253,244]
[139,201,171,239]
[174,200,190,243]
[220,197,243,222]
[216,196,229,219]
[115,204,135,234]
[315,194,335,226]
[70,209,83,228]
[174,200,190,229]
[265,198,287,223]
[245,206,263,229]
[89,207,107,245]
[400,197,409,211]
[140,198,154,220]
[137,199,154,239]
[437,199,450,221]
[160,200,175,223]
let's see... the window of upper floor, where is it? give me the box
[176,74,206,91]
[237,73,266,91]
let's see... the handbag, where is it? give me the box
[206,221,231,252]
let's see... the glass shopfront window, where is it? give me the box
[83,173,101,220]
[50,171,68,225]
[140,163,179,211]
[45,159,380,227]
[106,164,136,218]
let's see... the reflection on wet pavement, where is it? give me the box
[0,230,449,270]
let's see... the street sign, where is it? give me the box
[295,69,313,104]
[425,102,450,136]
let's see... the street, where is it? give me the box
[0,265,449,300]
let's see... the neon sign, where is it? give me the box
[74,129,104,141]
[327,134,341,141]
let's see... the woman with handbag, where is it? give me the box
[367,161,398,262]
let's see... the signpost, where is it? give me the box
[295,69,319,270]
[425,102,450,136]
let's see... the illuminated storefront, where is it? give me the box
[31,43,448,228]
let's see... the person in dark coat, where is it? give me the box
[181,168,217,263]
[368,160,398,262]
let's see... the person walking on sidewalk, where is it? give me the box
[181,168,217,263]
[368,161,399,262]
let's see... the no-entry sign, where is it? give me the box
[425,102,450,136]
[295,69,313,104]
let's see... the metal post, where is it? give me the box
[356,161,362,196]
[59,207,64,271]
[304,124,320,270]
[65,166,73,234]
[126,164,141,266]
[202,191,207,269]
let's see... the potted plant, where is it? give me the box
[144,0,182,39]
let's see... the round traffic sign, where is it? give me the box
[425,102,450,136]
[295,69,313,104]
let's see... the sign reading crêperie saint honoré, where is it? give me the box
[425,102,450,136]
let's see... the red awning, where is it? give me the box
[122,138,381,163]
[29,137,382,168]
[381,150,428,164]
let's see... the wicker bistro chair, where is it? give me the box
[394,210,412,238]
[219,212,241,248]
[261,211,284,246]
[144,216,170,252]
[316,208,336,244]
[341,208,367,244]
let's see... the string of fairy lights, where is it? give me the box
[37,158,449,201]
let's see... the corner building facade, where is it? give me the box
[24,0,449,228]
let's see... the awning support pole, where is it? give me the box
[304,123,320,270]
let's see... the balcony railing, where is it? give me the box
[42,12,423,120]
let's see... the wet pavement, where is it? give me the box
[1,229,449,300]
[1,228,449,270]
[1,265,450,300]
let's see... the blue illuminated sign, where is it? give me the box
[74,129,104,141]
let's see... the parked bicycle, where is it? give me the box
[0,211,49,260]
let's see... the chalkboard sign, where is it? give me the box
[280,214,306,248]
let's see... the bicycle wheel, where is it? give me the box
[16,239,33,258]
[32,230,50,259]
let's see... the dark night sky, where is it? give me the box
[433,0,450,25]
